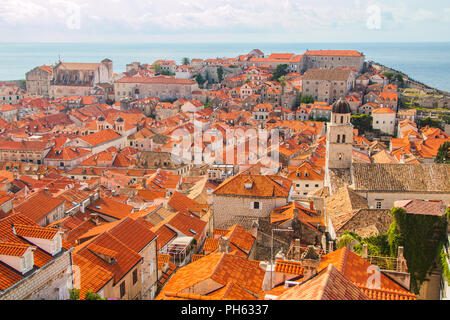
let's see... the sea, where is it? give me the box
[0,42,449,91]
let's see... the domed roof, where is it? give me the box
[332,99,351,114]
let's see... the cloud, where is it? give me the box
[0,0,448,42]
[0,0,367,32]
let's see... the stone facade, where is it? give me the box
[373,111,396,136]
[326,112,353,170]
[49,59,113,99]
[114,76,198,101]
[0,249,73,300]
[354,191,450,210]
[302,69,355,103]
[303,51,365,73]
[26,66,52,97]
[211,194,288,229]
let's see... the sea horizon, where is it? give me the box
[1,42,449,91]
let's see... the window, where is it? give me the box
[342,135,346,143]
[252,202,261,210]
[305,184,309,188]
[315,184,319,188]
[376,201,383,209]
[133,269,138,285]
[120,281,126,298]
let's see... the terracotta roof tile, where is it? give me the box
[276,264,369,300]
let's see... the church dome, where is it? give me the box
[332,99,351,114]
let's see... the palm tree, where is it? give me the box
[278,76,287,107]
[182,57,190,66]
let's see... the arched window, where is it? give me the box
[342,135,346,143]
[337,135,341,143]
[341,116,344,123]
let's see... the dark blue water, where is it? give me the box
[0,42,449,91]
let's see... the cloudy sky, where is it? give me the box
[0,0,449,43]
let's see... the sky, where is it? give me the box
[0,0,449,43]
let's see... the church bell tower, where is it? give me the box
[326,99,353,170]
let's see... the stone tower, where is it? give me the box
[326,99,354,170]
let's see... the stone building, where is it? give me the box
[49,59,113,98]
[73,218,158,300]
[0,214,73,300]
[0,139,53,165]
[26,65,53,97]
[0,85,26,105]
[114,75,198,101]
[325,100,354,171]
[210,173,293,229]
[372,107,397,136]
[303,50,365,73]
[302,69,355,103]
[324,101,450,209]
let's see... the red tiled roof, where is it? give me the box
[14,192,65,223]
[14,224,59,240]
[88,198,133,220]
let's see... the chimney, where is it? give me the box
[328,241,334,253]
[362,244,368,259]
[275,249,285,261]
[261,261,275,292]
[321,234,327,252]
[251,220,259,239]
[309,200,314,211]
[300,246,321,281]
[294,238,301,260]
[218,237,230,253]
[397,246,408,273]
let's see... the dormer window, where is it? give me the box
[22,250,34,274]
[244,179,254,189]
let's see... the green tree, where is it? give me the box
[278,76,287,94]
[272,64,289,81]
[418,117,444,130]
[395,73,404,83]
[435,141,450,164]
[217,67,224,83]
[299,95,315,104]
[440,115,450,124]
[85,290,106,300]
[69,288,80,300]
[195,73,206,86]
[388,207,448,294]
[382,72,394,80]
[152,62,161,73]
[182,57,190,66]
[351,114,373,133]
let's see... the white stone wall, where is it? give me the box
[373,113,396,136]
[0,249,73,300]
